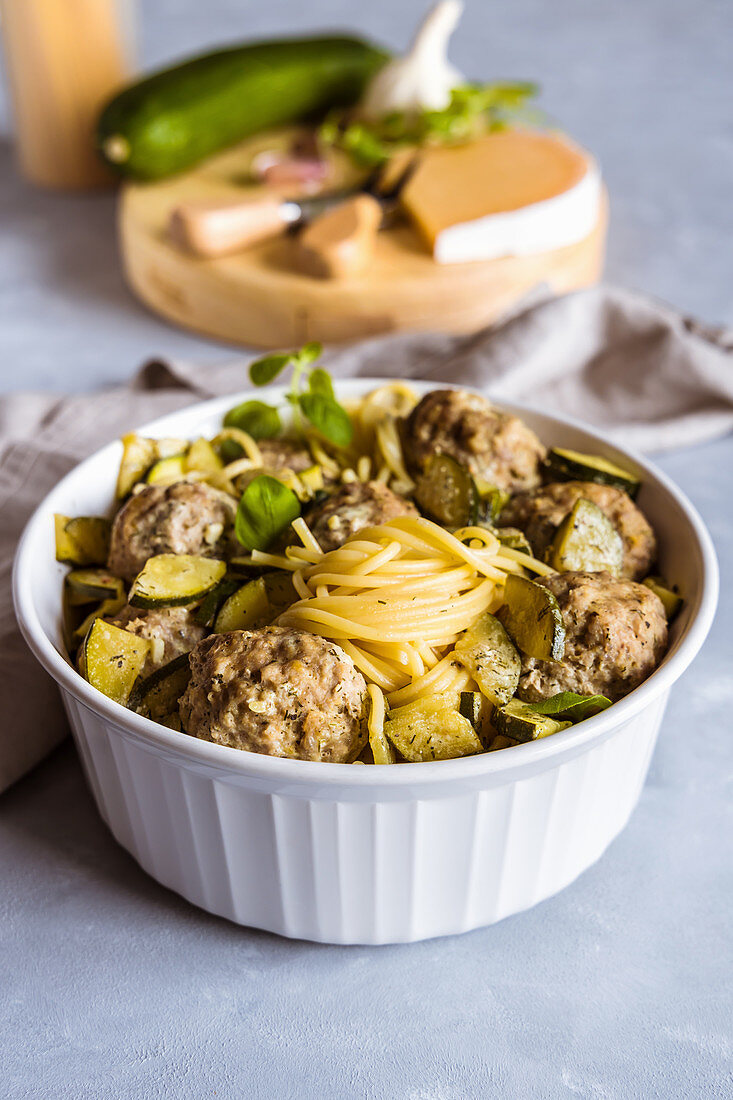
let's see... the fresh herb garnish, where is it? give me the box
[320,81,540,167]
[223,399,281,440]
[234,475,301,552]
[525,692,612,723]
[246,342,353,449]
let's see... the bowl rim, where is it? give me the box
[13,378,719,787]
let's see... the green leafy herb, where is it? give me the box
[235,475,301,552]
[223,399,281,440]
[525,692,612,723]
[299,393,353,447]
[243,341,352,449]
[249,352,295,387]
[321,81,541,167]
[308,368,334,398]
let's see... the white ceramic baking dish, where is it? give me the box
[13,380,718,944]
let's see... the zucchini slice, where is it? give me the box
[146,453,187,486]
[65,569,125,605]
[213,577,271,633]
[493,699,572,743]
[413,454,478,528]
[496,527,533,556]
[130,554,226,609]
[263,570,297,617]
[115,434,158,499]
[129,653,192,721]
[642,576,683,620]
[385,695,484,762]
[489,734,521,752]
[186,437,224,475]
[193,576,242,626]
[454,614,521,706]
[475,481,510,524]
[500,574,566,661]
[549,498,624,575]
[525,691,612,722]
[458,691,494,745]
[82,618,151,706]
[55,515,111,566]
[545,447,641,498]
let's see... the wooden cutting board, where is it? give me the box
[119,129,608,348]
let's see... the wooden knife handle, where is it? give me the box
[296,194,382,279]
[168,197,290,257]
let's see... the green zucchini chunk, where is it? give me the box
[493,699,572,743]
[385,695,484,762]
[549,497,624,575]
[97,36,389,180]
[213,577,271,633]
[115,434,189,498]
[525,691,612,722]
[500,574,566,661]
[83,618,151,706]
[413,453,478,527]
[458,691,494,745]
[495,527,533,556]
[65,568,125,605]
[642,576,682,620]
[146,453,187,486]
[475,482,511,524]
[130,554,226,608]
[545,447,641,498]
[454,613,521,706]
[55,515,111,566]
[129,654,192,721]
[186,438,224,475]
[193,576,242,626]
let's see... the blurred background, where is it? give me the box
[1,0,731,390]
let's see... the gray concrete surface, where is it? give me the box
[0,2,731,1098]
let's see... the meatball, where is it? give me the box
[256,438,313,474]
[179,627,368,762]
[306,480,419,552]
[517,571,668,703]
[107,481,235,582]
[402,389,545,492]
[109,604,206,677]
[499,481,656,580]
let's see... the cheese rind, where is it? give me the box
[401,130,602,264]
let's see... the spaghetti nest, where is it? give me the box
[253,515,551,708]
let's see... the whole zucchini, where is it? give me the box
[97,36,388,180]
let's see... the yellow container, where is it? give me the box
[0,0,134,189]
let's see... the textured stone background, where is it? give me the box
[1,2,731,1097]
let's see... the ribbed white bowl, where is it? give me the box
[14,381,718,944]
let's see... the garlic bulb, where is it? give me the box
[360,0,465,120]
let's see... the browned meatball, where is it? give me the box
[306,480,419,552]
[403,389,546,492]
[517,571,668,703]
[107,481,236,582]
[499,481,656,580]
[179,628,368,762]
[256,438,313,474]
[109,604,206,677]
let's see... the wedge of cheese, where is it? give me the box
[400,130,601,264]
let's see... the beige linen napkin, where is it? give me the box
[2,285,731,792]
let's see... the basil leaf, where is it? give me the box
[296,341,323,367]
[525,692,612,723]
[223,400,281,440]
[308,368,334,398]
[235,475,301,552]
[249,352,294,387]
[299,393,353,448]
